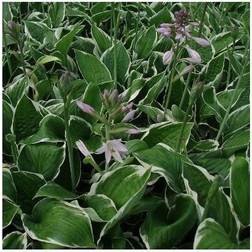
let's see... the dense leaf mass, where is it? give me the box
[2,2,250,249]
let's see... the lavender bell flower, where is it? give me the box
[76,100,95,114]
[122,109,136,122]
[96,139,128,164]
[191,37,210,47]
[184,47,202,64]
[163,50,174,65]
[76,140,91,157]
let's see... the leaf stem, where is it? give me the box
[176,100,192,153]
[63,95,76,190]
[198,3,208,36]
[163,42,181,117]
[179,70,192,108]
[3,34,13,76]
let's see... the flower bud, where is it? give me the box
[163,50,174,65]
[76,101,95,114]
[7,21,20,35]
[59,71,75,95]
[190,81,204,105]
[192,36,210,47]
[109,89,119,105]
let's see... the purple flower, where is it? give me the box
[157,26,172,37]
[96,139,128,164]
[180,64,194,76]
[191,36,210,47]
[76,101,95,114]
[76,140,91,157]
[184,47,202,64]
[127,128,141,134]
[163,50,174,65]
[122,109,136,122]
[122,102,134,113]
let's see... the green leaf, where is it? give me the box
[102,41,131,83]
[22,198,95,248]
[91,24,112,53]
[34,182,77,200]
[194,218,239,249]
[3,168,17,202]
[135,26,157,59]
[3,231,27,249]
[225,105,249,136]
[140,194,197,249]
[203,186,238,240]
[123,78,145,102]
[83,194,117,221]
[49,2,66,27]
[12,171,46,213]
[212,32,234,54]
[13,95,42,142]
[230,157,249,226]
[6,77,29,106]
[55,25,82,56]
[204,53,225,84]
[202,86,226,122]
[25,21,54,45]
[37,55,61,65]
[75,50,112,84]
[18,143,65,180]
[222,129,249,156]
[3,199,19,228]
[97,165,151,242]
[89,165,150,209]
[143,122,194,152]
[183,163,213,206]
[135,144,184,192]
[23,114,65,144]
[149,6,172,26]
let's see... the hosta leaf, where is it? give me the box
[36,55,61,65]
[18,143,65,180]
[3,168,17,202]
[143,122,194,152]
[102,41,131,83]
[225,105,249,136]
[97,165,151,242]
[135,26,157,59]
[6,77,29,106]
[34,182,77,200]
[194,218,239,249]
[49,2,65,27]
[22,198,95,248]
[3,231,28,249]
[204,53,225,84]
[25,21,54,45]
[222,129,249,156]
[203,185,238,240]
[91,24,112,53]
[183,163,213,206]
[3,199,20,228]
[55,25,82,56]
[230,157,250,226]
[202,86,226,122]
[140,194,197,249]
[212,32,234,53]
[89,165,150,209]
[12,171,46,213]
[23,114,65,144]
[149,6,172,26]
[83,194,118,222]
[135,144,184,192]
[13,95,42,143]
[75,50,112,84]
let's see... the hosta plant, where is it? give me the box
[2,2,250,249]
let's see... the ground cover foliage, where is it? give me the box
[2,2,250,249]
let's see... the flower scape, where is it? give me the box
[2,2,250,249]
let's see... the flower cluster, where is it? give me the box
[157,10,210,65]
[76,89,139,166]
